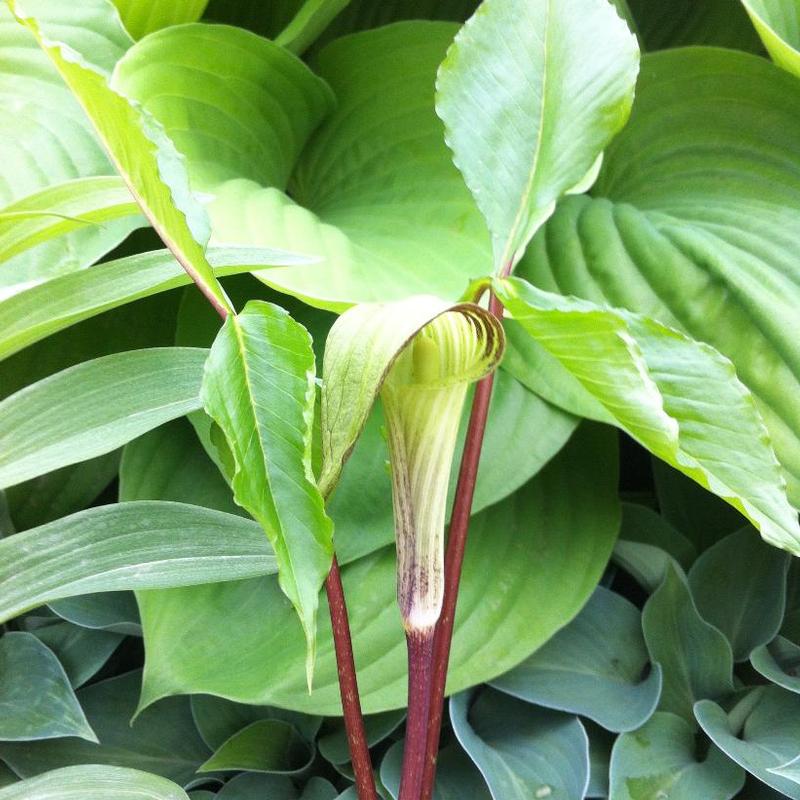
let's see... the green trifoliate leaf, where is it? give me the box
[435,0,639,270]
[740,0,800,76]
[110,0,210,39]
[8,0,233,315]
[201,300,334,684]
[381,306,504,630]
[495,276,800,555]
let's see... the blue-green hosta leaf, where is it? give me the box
[0,177,139,265]
[496,276,800,554]
[751,636,800,694]
[0,766,190,800]
[517,47,800,506]
[0,7,137,290]
[0,501,276,624]
[689,527,790,661]
[0,671,210,785]
[0,348,207,489]
[120,21,493,309]
[198,720,313,775]
[48,592,141,636]
[0,245,307,362]
[619,502,698,570]
[201,301,333,680]
[318,710,404,767]
[609,712,744,800]
[696,688,800,799]
[740,0,800,75]
[0,633,96,743]
[451,688,590,800]
[436,0,639,269]
[111,0,210,38]
[642,564,734,724]
[492,586,662,733]
[8,0,232,314]
[137,424,620,715]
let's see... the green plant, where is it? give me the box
[1,0,800,799]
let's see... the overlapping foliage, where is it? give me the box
[1,0,799,798]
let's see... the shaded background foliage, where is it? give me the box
[1,0,800,798]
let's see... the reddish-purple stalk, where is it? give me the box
[198,289,378,800]
[398,628,436,800]
[418,286,508,800]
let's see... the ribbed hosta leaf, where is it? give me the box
[0,766,190,800]
[9,0,232,314]
[496,277,800,555]
[111,0,210,38]
[741,0,800,75]
[0,7,137,289]
[435,0,639,269]
[0,348,207,489]
[118,21,492,308]
[201,301,333,681]
[517,47,800,506]
[0,502,274,624]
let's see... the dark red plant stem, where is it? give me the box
[398,628,436,800]
[420,290,506,800]
[325,556,378,800]
[185,275,376,798]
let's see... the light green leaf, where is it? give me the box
[609,711,744,800]
[123,21,492,309]
[9,0,232,314]
[0,7,136,290]
[751,636,800,694]
[198,720,312,774]
[0,177,139,265]
[517,47,800,506]
[496,276,800,554]
[0,245,306,362]
[696,688,800,799]
[0,766,190,800]
[0,501,276,624]
[319,295,503,499]
[741,0,800,75]
[689,527,790,661]
[275,0,351,54]
[111,0,210,38]
[491,586,662,733]
[642,564,734,724]
[0,633,96,743]
[436,0,639,269]
[201,300,333,681]
[0,671,210,785]
[33,622,123,688]
[137,424,620,714]
[0,348,207,489]
[451,688,590,800]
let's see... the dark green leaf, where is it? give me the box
[751,636,800,694]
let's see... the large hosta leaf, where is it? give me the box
[496,277,800,554]
[0,245,308,362]
[517,47,800,506]
[435,0,639,269]
[137,424,619,715]
[0,8,137,289]
[0,348,206,489]
[0,502,275,623]
[0,766,190,800]
[201,301,333,679]
[118,21,492,308]
[740,0,800,75]
[9,0,232,314]
[111,0,210,38]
